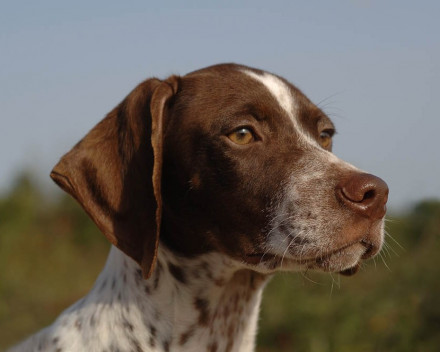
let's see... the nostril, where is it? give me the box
[340,184,376,204]
[363,189,376,201]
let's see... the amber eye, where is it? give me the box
[227,127,255,145]
[319,130,333,149]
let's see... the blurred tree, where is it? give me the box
[0,172,109,350]
[407,200,440,246]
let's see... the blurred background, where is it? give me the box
[1,1,439,351]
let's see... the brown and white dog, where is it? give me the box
[10,63,388,352]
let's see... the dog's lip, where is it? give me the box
[245,241,360,266]
[314,241,368,275]
[245,237,372,269]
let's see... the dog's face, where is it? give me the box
[51,63,388,278]
[159,64,388,276]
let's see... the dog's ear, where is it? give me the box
[50,76,179,278]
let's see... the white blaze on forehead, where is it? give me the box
[244,70,294,117]
[243,69,320,148]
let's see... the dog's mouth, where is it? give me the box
[310,239,377,275]
[245,237,379,275]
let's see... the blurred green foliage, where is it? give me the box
[1,174,439,351]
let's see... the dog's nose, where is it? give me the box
[337,173,389,219]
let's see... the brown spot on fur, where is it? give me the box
[163,339,170,352]
[134,268,143,285]
[223,305,230,318]
[149,336,155,348]
[154,275,160,290]
[149,325,157,347]
[153,261,163,289]
[227,322,236,339]
[123,320,134,332]
[168,262,187,284]
[194,297,210,326]
[208,340,218,352]
[90,313,96,327]
[130,338,143,352]
[190,173,202,189]
[191,268,201,279]
[214,277,226,286]
[226,339,233,351]
[98,279,107,293]
[232,294,239,310]
[179,325,195,345]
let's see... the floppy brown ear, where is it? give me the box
[50,76,179,278]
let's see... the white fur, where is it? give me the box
[10,246,269,352]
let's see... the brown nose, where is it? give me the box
[337,173,389,219]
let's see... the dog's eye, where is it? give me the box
[228,128,255,145]
[319,130,333,148]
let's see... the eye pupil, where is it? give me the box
[237,129,248,138]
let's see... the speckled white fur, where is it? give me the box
[9,246,269,352]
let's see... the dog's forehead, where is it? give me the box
[187,64,324,138]
[183,64,333,148]
[242,70,295,118]
[241,69,325,148]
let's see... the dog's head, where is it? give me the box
[51,63,388,278]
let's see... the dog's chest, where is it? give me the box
[12,247,268,352]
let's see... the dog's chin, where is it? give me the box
[244,237,383,276]
[250,242,370,275]
[310,242,367,275]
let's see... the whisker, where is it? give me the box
[381,242,391,258]
[280,236,296,269]
[300,270,322,285]
[385,231,405,250]
[315,91,345,109]
[328,272,340,297]
[379,251,392,272]
[383,240,399,257]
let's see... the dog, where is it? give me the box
[10,63,388,352]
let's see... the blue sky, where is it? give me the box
[1,0,439,211]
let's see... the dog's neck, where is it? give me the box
[80,245,270,352]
